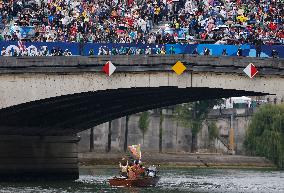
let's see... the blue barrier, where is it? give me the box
[0,41,283,58]
[0,41,80,55]
[83,43,163,56]
[165,44,284,58]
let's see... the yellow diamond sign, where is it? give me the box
[172,61,186,75]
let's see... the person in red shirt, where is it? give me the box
[269,22,277,31]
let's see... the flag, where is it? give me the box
[128,144,141,160]
[18,40,25,51]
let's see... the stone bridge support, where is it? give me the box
[0,135,79,181]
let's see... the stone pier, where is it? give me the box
[0,135,80,181]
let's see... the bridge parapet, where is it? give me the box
[0,55,283,75]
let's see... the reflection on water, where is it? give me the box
[0,167,283,193]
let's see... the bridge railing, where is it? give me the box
[0,55,283,77]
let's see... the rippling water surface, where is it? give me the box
[0,167,283,193]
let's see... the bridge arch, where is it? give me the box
[0,86,266,136]
[0,55,282,180]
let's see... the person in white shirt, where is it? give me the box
[29,47,38,56]
[63,49,72,56]
[1,47,6,56]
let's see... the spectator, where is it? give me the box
[237,47,243,57]
[254,39,262,57]
[1,47,6,56]
[160,46,166,54]
[63,49,72,56]
[192,48,199,55]
[204,47,210,55]
[169,46,175,54]
[51,47,57,56]
[30,47,38,56]
[89,49,95,56]
[0,0,282,56]
[271,50,279,58]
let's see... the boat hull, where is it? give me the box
[109,177,160,187]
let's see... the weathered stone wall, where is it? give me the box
[78,108,254,154]
[0,135,79,180]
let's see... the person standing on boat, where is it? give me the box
[136,163,146,177]
[133,160,140,171]
[119,158,128,178]
[131,160,146,178]
[127,162,137,180]
[147,165,157,177]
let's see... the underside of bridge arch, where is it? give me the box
[0,86,267,136]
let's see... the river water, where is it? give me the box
[0,167,283,193]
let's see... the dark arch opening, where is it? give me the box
[0,87,268,136]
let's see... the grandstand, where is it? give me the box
[0,0,283,57]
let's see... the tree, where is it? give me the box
[174,99,222,153]
[207,121,219,151]
[244,104,284,168]
[208,121,219,141]
[138,111,150,145]
[106,121,112,153]
[124,115,130,152]
[159,109,164,153]
[89,127,94,152]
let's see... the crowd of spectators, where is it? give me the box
[167,0,284,45]
[0,0,166,43]
[0,0,282,46]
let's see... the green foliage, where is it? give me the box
[139,111,150,143]
[174,99,222,152]
[174,99,223,135]
[244,104,284,168]
[139,111,150,133]
[208,121,219,141]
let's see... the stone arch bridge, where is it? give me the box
[0,55,283,180]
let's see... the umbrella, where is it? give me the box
[237,15,248,23]
[118,25,128,30]
[116,29,125,34]
[232,24,246,28]
[22,7,33,14]
[218,25,229,28]
[216,14,225,20]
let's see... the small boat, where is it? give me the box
[109,176,160,187]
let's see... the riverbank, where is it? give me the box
[79,152,275,169]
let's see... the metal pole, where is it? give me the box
[107,121,112,153]
[124,116,129,152]
[229,113,235,155]
[89,127,94,152]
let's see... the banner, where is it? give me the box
[83,43,163,56]
[0,41,80,56]
[0,41,283,58]
[165,44,284,58]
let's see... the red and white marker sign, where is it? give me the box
[243,63,258,78]
[102,61,116,76]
